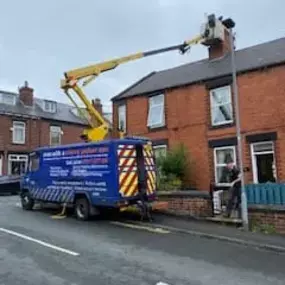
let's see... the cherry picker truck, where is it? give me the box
[20,14,228,221]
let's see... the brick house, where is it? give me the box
[0,82,111,176]
[111,29,285,191]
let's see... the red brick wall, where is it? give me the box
[113,64,285,190]
[157,192,285,235]
[0,115,85,175]
[249,206,285,235]
[157,191,212,218]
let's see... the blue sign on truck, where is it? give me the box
[20,138,157,220]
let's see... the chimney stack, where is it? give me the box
[19,81,34,106]
[203,16,236,60]
[208,28,232,59]
[92,98,103,115]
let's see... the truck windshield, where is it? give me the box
[29,153,40,172]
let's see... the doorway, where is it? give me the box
[135,144,147,195]
[0,155,2,176]
[251,141,277,183]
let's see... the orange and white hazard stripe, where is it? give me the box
[143,144,156,195]
[118,144,139,197]
[117,143,157,198]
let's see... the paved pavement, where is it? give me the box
[1,196,285,285]
[142,213,285,252]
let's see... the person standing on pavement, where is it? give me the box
[225,161,242,218]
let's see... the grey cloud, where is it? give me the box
[0,0,284,112]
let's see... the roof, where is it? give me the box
[112,37,285,101]
[0,90,111,126]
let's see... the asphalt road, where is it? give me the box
[0,195,285,285]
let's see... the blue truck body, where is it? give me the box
[20,139,157,210]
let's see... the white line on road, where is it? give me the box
[0,227,80,256]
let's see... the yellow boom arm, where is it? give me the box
[61,14,225,142]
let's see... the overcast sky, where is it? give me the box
[0,0,284,112]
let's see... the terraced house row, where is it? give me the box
[112,29,285,190]
[0,82,111,176]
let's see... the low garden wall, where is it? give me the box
[248,205,285,235]
[157,190,212,218]
[156,190,285,235]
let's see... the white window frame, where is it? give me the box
[12,121,26,144]
[214,145,237,186]
[147,94,165,128]
[8,154,28,175]
[44,100,57,113]
[118,104,126,132]
[210,85,233,126]
[153,145,167,159]
[50,126,62,146]
[0,93,16,105]
[250,141,277,183]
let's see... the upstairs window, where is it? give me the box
[0,92,16,105]
[118,104,126,132]
[147,94,165,128]
[44,100,57,113]
[50,126,62,146]
[210,86,233,126]
[12,121,26,144]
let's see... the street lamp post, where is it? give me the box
[225,19,249,230]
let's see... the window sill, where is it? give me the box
[147,126,167,132]
[209,122,235,130]
[11,142,26,145]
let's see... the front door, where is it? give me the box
[251,141,277,183]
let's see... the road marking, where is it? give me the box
[110,221,170,234]
[0,227,79,256]
[156,282,170,285]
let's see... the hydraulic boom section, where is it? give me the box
[61,14,226,142]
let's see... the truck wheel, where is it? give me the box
[21,192,35,211]
[75,198,90,221]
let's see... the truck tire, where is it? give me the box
[21,191,35,211]
[75,198,90,221]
